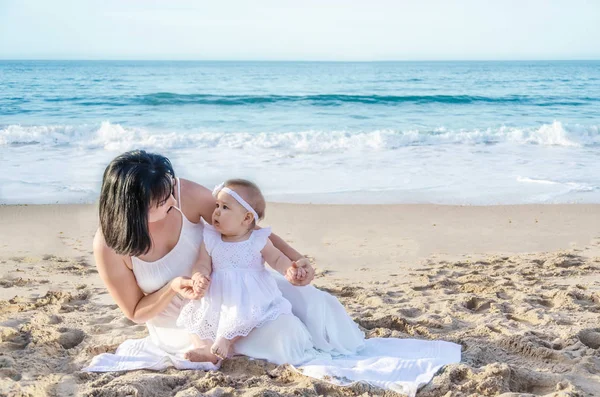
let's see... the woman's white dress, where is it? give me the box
[84,179,461,396]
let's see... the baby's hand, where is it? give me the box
[285,262,308,284]
[286,259,314,286]
[285,265,298,283]
[191,272,211,298]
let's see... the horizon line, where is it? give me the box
[1,58,600,63]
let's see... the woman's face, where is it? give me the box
[148,193,177,223]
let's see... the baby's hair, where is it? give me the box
[224,179,266,227]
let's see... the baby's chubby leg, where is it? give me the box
[211,335,241,360]
[185,334,220,364]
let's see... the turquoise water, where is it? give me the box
[1,61,599,204]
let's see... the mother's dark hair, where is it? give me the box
[99,150,175,256]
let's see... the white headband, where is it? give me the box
[212,183,260,222]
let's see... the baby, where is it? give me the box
[177,179,307,361]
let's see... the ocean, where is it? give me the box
[1,60,599,204]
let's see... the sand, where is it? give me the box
[1,203,599,396]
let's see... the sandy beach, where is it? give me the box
[3,2,599,396]
[1,203,599,396]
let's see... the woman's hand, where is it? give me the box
[286,257,315,286]
[171,276,203,300]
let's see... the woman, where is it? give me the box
[86,150,460,395]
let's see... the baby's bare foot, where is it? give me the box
[210,337,233,360]
[184,347,219,364]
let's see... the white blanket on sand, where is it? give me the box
[84,337,460,396]
[84,274,460,396]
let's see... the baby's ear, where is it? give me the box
[244,212,254,224]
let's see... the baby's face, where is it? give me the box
[212,190,252,235]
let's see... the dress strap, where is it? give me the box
[176,177,182,210]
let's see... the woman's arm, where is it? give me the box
[93,230,198,324]
[268,232,303,261]
[179,178,216,224]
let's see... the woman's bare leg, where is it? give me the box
[184,334,220,363]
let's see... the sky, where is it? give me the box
[0,0,599,61]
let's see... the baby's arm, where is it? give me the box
[193,242,212,276]
[261,239,293,274]
[191,242,212,296]
[262,239,309,284]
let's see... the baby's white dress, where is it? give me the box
[177,224,292,341]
